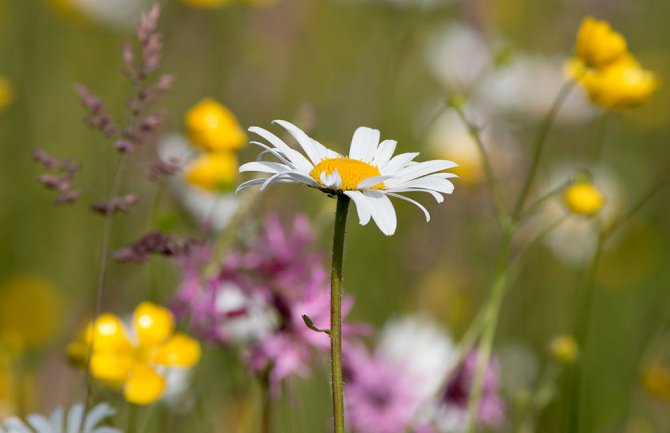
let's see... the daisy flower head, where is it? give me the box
[237,121,458,235]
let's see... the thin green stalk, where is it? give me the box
[330,195,350,433]
[259,371,272,433]
[467,230,514,433]
[589,112,609,166]
[83,153,128,410]
[451,102,507,229]
[512,80,576,220]
[126,404,139,433]
[568,230,605,433]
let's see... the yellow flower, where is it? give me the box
[185,98,246,152]
[549,335,579,364]
[578,56,660,110]
[641,362,670,403]
[575,17,628,69]
[185,152,238,191]
[0,276,62,351]
[563,181,605,216]
[0,76,13,113]
[68,302,201,405]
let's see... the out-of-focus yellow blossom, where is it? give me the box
[563,181,605,216]
[569,17,660,111]
[67,302,201,405]
[576,17,628,69]
[641,362,670,403]
[0,76,14,113]
[549,335,579,364]
[185,152,238,191]
[185,98,246,152]
[578,57,660,110]
[0,277,62,351]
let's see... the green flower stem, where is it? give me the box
[451,102,507,229]
[126,404,138,433]
[259,371,272,433]
[330,194,350,433]
[466,229,514,433]
[569,172,668,432]
[512,80,577,221]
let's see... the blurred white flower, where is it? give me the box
[53,0,150,29]
[425,108,520,185]
[0,403,120,433]
[480,55,594,123]
[425,24,492,92]
[212,282,278,344]
[424,23,593,124]
[537,165,622,266]
[159,134,240,231]
[377,315,456,403]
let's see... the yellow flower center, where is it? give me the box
[310,158,383,191]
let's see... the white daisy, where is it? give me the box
[0,403,121,433]
[236,121,458,236]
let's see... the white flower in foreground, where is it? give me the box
[237,121,458,235]
[0,403,121,433]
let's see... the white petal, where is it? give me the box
[320,170,342,190]
[83,404,116,432]
[236,178,268,193]
[248,127,313,172]
[344,190,372,225]
[66,404,84,433]
[384,187,445,203]
[362,190,397,236]
[239,161,290,174]
[3,418,32,433]
[381,152,420,174]
[386,192,431,222]
[349,127,380,163]
[281,172,322,188]
[273,120,323,166]
[260,171,305,191]
[250,141,297,168]
[371,140,397,168]
[355,176,393,190]
[50,408,64,432]
[394,176,455,194]
[388,160,458,185]
[27,415,51,433]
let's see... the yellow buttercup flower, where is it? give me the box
[0,76,14,113]
[563,181,605,216]
[0,276,62,351]
[68,302,201,405]
[185,98,246,152]
[549,335,579,364]
[185,152,239,191]
[569,17,660,110]
[579,56,660,110]
[641,362,670,403]
[576,17,627,69]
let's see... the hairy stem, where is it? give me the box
[466,230,513,433]
[512,80,576,220]
[330,195,350,433]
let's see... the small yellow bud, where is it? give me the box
[549,335,579,364]
[185,98,246,152]
[185,152,239,191]
[563,182,605,216]
[576,17,628,69]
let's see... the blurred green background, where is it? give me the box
[1,0,670,431]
